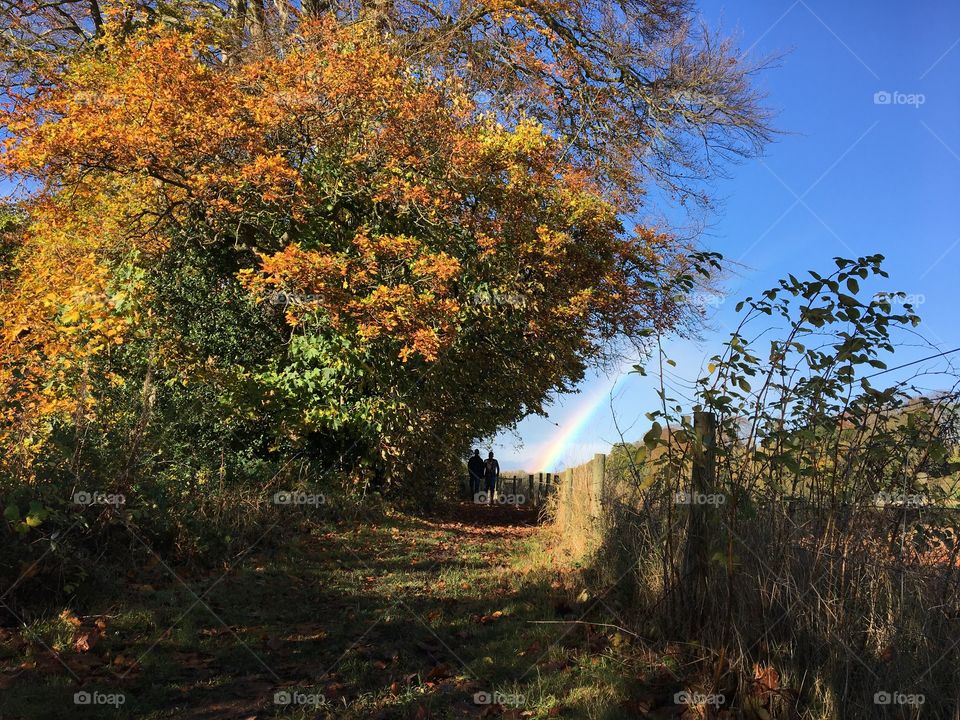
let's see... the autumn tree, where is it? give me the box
[0,1,768,490]
[2,0,772,206]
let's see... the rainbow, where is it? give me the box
[531,366,631,471]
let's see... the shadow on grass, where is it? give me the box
[1,501,641,719]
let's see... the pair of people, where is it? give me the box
[467,449,499,502]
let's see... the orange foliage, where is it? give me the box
[0,10,689,471]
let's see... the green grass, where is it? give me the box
[0,502,694,719]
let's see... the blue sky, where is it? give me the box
[494,0,960,471]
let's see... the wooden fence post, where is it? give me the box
[682,410,718,624]
[592,453,606,520]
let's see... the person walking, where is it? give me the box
[483,451,500,504]
[467,449,485,499]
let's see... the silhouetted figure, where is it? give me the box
[467,449,485,498]
[484,451,500,503]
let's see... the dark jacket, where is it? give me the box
[467,455,485,480]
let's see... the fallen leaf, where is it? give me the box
[74,628,100,653]
[753,663,779,693]
[425,663,451,681]
[59,609,81,627]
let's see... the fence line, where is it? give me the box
[463,472,562,505]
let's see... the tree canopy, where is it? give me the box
[0,0,769,488]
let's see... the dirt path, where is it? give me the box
[2,501,645,719]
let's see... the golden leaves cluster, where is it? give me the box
[0,10,685,466]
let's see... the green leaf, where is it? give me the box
[643,422,663,448]
[781,456,801,474]
[3,505,19,523]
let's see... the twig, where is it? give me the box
[525,619,643,638]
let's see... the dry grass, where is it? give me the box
[547,445,960,719]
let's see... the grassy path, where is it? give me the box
[1,501,676,719]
